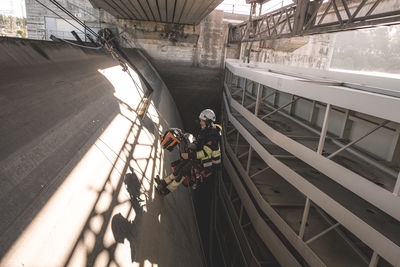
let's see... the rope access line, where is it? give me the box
[56,38,104,50]
[47,0,99,38]
[33,1,173,130]
[33,0,90,38]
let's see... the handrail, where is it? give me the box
[223,135,326,266]
[221,137,302,267]
[225,61,400,124]
[217,175,261,267]
[224,82,400,221]
[222,92,400,266]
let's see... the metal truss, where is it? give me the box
[228,0,400,43]
[222,78,400,266]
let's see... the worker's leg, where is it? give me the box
[155,173,177,195]
[166,176,184,192]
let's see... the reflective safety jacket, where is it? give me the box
[189,124,221,168]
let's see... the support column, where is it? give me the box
[317,104,331,155]
[308,100,318,124]
[339,109,353,139]
[254,83,263,116]
[388,126,400,165]
[393,172,400,196]
[299,197,311,239]
[293,0,310,34]
[235,78,249,155]
[241,78,248,105]
[246,147,253,174]
[369,251,379,267]
[246,84,263,174]
[289,94,297,115]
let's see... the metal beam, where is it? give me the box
[293,0,309,33]
[299,197,311,239]
[260,97,300,120]
[327,120,390,159]
[238,150,249,159]
[250,166,270,178]
[228,0,400,43]
[223,93,400,266]
[339,109,352,139]
[314,206,370,264]
[223,133,323,266]
[393,172,400,196]
[226,59,400,124]
[254,83,263,116]
[224,84,400,221]
[369,251,380,267]
[225,62,399,177]
[308,100,318,124]
[222,144,302,266]
[245,90,398,177]
[305,223,340,244]
[317,104,331,155]
[245,90,276,109]
[246,147,253,174]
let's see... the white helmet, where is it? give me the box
[199,109,216,122]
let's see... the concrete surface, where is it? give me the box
[151,60,223,135]
[118,10,229,69]
[0,37,204,267]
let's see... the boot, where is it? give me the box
[157,187,171,196]
[154,175,162,185]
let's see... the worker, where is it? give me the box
[181,109,221,168]
[155,109,221,196]
[155,129,195,195]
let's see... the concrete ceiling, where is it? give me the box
[89,0,224,25]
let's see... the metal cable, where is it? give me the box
[56,37,103,49]
[33,0,89,37]
[48,0,99,38]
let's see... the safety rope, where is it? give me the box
[34,0,90,38]
[56,37,104,50]
[35,0,174,132]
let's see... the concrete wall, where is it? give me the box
[0,37,203,266]
[25,0,236,69]
[237,34,336,70]
[117,10,228,68]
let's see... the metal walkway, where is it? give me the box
[219,60,400,266]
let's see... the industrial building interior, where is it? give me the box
[1,0,400,266]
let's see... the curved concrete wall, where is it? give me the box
[0,38,203,266]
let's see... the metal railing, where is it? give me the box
[222,68,400,266]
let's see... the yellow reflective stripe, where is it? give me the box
[203,162,213,167]
[203,146,212,154]
[196,150,205,159]
[196,146,211,159]
[212,159,221,164]
[212,150,221,157]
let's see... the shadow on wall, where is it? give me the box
[0,39,201,267]
[61,96,166,266]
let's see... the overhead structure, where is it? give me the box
[229,0,400,43]
[88,0,223,24]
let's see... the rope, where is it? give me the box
[33,0,89,37]
[56,37,104,50]
[48,0,99,38]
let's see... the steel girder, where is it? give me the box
[228,0,400,44]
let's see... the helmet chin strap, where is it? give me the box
[206,120,214,128]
